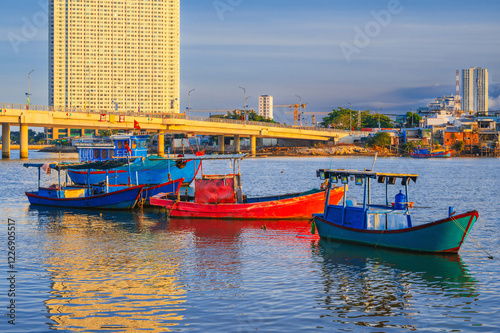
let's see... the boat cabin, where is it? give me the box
[74,134,149,163]
[317,169,419,231]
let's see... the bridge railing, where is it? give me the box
[1,103,369,137]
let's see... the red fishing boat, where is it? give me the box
[150,154,345,219]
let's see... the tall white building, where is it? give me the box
[462,67,488,114]
[258,95,273,119]
[49,0,180,114]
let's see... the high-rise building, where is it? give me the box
[49,0,180,114]
[258,95,273,120]
[461,67,488,114]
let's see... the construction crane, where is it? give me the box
[274,104,307,126]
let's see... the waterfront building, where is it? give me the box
[462,67,488,114]
[259,95,273,120]
[49,0,180,114]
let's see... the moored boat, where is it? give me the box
[150,154,345,219]
[409,148,452,158]
[24,162,145,209]
[312,169,478,253]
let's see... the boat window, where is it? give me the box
[117,141,123,149]
[101,150,108,159]
[109,150,115,158]
[94,150,100,159]
[131,140,137,150]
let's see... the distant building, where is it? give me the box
[49,0,180,114]
[462,67,488,114]
[259,95,273,120]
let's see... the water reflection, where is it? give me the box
[30,207,317,331]
[31,207,187,331]
[314,239,477,330]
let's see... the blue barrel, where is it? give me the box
[395,190,406,210]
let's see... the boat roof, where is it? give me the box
[317,169,418,182]
[149,153,247,161]
[24,159,130,171]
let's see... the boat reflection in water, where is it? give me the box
[314,239,477,330]
[33,207,188,331]
[32,206,316,331]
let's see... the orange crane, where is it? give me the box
[274,104,307,126]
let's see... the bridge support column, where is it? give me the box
[2,123,10,159]
[157,130,165,157]
[250,135,256,157]
[94,129,99,136]
[53,128,59,140]
[234,135,240,153]
[218,135,225,154]
[81,129,85,137]
[19,123,29,159]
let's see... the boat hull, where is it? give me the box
[111,178,184,207]
[67,157,200,185]
[409,150,452,158]
[25,185,144,210]
[150,187,345,220]
[313,210,478,253]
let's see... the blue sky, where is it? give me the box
[1,0,500,123]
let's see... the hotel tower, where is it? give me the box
[461,67,488,114]
[49,0,180,114]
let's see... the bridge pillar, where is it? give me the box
[234,135,240,153]
[19,123,29,159]
[53,128,59,140]
[2,123,10,159]
[157,130,165,157]
[81,129,85,137]
[94,129,99,136]
[250,135,256,157]
[218,135,225,154]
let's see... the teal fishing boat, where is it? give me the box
[312,169,478,253]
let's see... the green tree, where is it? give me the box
[366,132,391,148]
[320,108,393,129]
[405,112,422,128]
[452,141,464,151]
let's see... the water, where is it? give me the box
[1,151,499,332]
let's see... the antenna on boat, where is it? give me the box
[370,153,378,171]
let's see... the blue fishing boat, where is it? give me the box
[68,134,201,186]
[312,169,478,253]
[410,148,452,158]
[24,162,145,209]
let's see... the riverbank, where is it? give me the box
[257,144,397,157]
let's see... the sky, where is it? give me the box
[1,0,500,124]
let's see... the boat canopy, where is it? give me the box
[317,169,418,184]
[150,153,247,161]
[24,159,130,171]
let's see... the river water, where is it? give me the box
[1,151,499,332]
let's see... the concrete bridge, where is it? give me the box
[0,103,367,159]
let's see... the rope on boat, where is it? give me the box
[296,219,313,237]
[450,216,494,259]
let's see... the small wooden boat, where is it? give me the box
[24,161,147,210]
[150,154,345,219]
[410,148,452,158]
[25,183,145,209]
[312,169,478,253]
